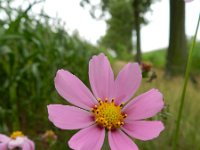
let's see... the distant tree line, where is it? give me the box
[81,0,188,75]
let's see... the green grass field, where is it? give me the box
[143,41,200,73]
[113,61,200,150]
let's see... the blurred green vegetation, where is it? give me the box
[143,41,200,73]
[99,0,134,59]
[0,1,103,149]
[113,62,200,150]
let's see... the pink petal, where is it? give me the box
[22,142,31,150]
[48,104,94,130]
[0,143,8,150]
[25,138,35,150]
[22,138,35,150]
[108,130,138,150]
[123,89,164,121]
[68,125,105,150]
[122,121,164,141]
[0,134,10,142]
[54,69,97,110]
[0,134,9,150]
[0,135,9,150]
[114,63,141,104]
[89,53,114,100]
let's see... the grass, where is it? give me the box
[142,41,200,73]
[113,61,200,150]
[143,49,166,68]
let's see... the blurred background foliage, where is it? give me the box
[99,0,134,59]
[0,0,102,149]
[81,0,155,62]
[0,0,200,150]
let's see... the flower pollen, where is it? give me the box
[92,98,127,130]
[10,131,24,139]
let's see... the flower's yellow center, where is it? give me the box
[92,98,127,130]
[10,131,24,139]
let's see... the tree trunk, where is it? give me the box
[133,0,142,63]
[166,0,187,75]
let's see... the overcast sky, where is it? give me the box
[37,0,200,52]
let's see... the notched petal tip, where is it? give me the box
[123,88,164,120]
[89,53,106,61]
[47,104,94,130]
[108,130,139,150]
[54,69,66,78]
[159,121,165,131]
[53,68,97,110]
[152,88,164,108]
[68,125,105,150]
[89,53,114,99]
[114,62,142,104]
[122,120,165,141]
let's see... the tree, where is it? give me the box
[166,0,187,75]
[131,0,153,62]
[81,0,155,62]
[99,0,134,59]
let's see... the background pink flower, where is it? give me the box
[0,131,35,150]
[48,53,164,150]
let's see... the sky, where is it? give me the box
[35,0,200,52]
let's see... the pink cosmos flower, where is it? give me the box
[0,131,35,150]
[48,53,164,150]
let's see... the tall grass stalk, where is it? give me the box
[173,13,200,150]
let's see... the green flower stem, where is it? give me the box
[173,13,200,150]
[102,132,110,150]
